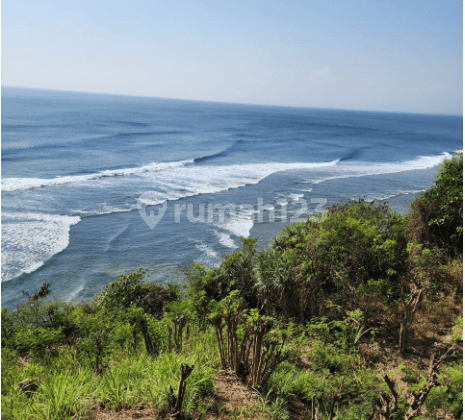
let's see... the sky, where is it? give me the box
[2,0,463,115]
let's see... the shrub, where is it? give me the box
[96,268,180,317]
[408,151,463,256]
[1,295,76,356]
[209,291,288,388]
[184,237,259,308]
[257,201,408,321]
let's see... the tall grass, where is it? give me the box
[99,350,215,411]
[36,370,97,419]
[1,334,217,419]
[2,363,99,420]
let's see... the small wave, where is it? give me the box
[210,206,256,250]
[305,152,451,185]
[2,159,194,192]
[66,282,85,302]
[288,193,304,201]
[136,190,189,207]
[359,189,427,203]
[213,230,238,249]
[107,130,187,139]
[104,224,129,252]
[194,151,230,163]
[2,212,81,224]
[193,140,244,163]
[195,243,221,263]
[71,204,137,216]
[340,147,367,162]
[110,121,151,127]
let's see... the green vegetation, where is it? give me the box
[409,151,463,256]
[2,152,462,419]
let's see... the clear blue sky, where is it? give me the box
[2,0,463,114]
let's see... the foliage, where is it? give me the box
[1,299,78,357]
[265,345,381,419]
[409,151,463,256]
[407,242,445,291]
[256,201,408,322]
[184,237,259,309]
[96,268,180,316]
[424,361,463,418]
[208,291,288,389]
[307,309,369,350]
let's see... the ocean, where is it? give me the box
[1,87,462,309]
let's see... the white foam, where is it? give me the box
[142,160,333,205]
[305,153,451,185]
[134,154,448,211]
[60,159,341,217]
[136,190,188,206]
[288,193,304,201]
[213,230,238,249]
[7,152,442,215]
[2,159,194,192]
[210,206,255,250]
[1,152,453,199]
[356,189,427,203]
[195,243,221,265]
[222,215,254,238]
[71,203,137,216]
[1,213,81,282]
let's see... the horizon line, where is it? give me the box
[2,85,463,118]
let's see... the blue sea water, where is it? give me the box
[1,87,462,309]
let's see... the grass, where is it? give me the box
[1,327,218,419]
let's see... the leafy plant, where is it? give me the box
[409,151,463,256]
[96,268,179,316]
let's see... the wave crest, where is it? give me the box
[2,159,194,192]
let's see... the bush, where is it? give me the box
[409,151,463,256]
[256,201,408,321]
[2,297,77,356]
[96,268,180,317]
[184,237,259,308]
